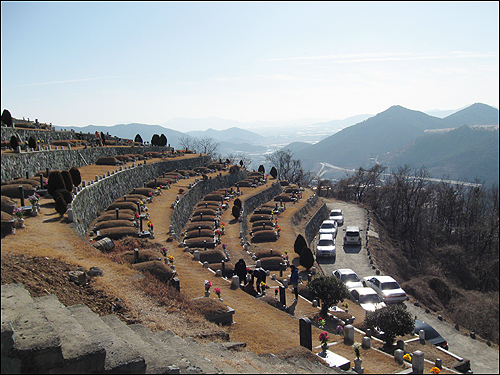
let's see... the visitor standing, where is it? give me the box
[234,259,247,286]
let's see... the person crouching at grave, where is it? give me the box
[253,267,267,295]
[244,281,257,297]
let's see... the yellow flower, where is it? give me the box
[403,353,412,362]
[430,367,441,374]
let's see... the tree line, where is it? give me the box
[321,164,499,292]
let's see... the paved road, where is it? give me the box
[314,199,499,374]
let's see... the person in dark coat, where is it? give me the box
[253,267,267,294]
[290,265,300,301]
[234,258,247,285]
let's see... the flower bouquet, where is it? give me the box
[319,331,330,352]
[213,287,221,300]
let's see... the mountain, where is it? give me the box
[382,125,499,186]
[53,123,185,148]
[293,103,499,185]
[186,127,264,143]
[295,105,444,171]
[440,102,499,128]
[160,117,247,131]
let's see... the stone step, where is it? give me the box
[67,304,146,373]
[100,315,180,374]
[284,355,344,374]
[185,339,261,374]
[33,294,106,374]
[235,350,287,374]
[152,329,223,374]
[1,283,64,373]
[258,353,308,374]
[181,338,243,374]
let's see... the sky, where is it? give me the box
[1,1,498,131]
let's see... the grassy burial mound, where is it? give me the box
[185,228,215,239]
[128,187,154,197]
[251,230,278,243]
[249,214,273,222]
[1,196,16,214]
[106,201,139,211]
[93,220,136,231]
[254,249,284,259]
[253,207,274,215]
[96,209,136,222]
[96,156,120,165]
[203,194,224,202]
[131,261,175,283]
[1,184,36,199]
[4,178,41,188]
[196,249,226,264]
[114,196,144,205]
[184,237,216,249]
[118,249,162,264]
[185,222,215,232]
[259,257,284,271]
[190,214,216,223]
[95,226,139,240]
[251,221,275,233]
[192,208,218,217]
[273,193,295,202]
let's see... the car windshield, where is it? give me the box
[381,282,400,290]
[321,223,335,229]
[318,239,334,246]
[359,294,382,304]
[346,231,359,237]
[341,274,360,282]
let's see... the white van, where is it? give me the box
[343,226,362,246]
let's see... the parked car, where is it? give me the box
[319,220,338,238]
[333,269,364,290]
[414,319,449,350]
[316,234,336,259]
[329,209,344,225]
[361,275,408,304]
[349,287,386,313]
[343,226,362,246]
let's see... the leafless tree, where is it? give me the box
[178,134,196,152]
[265,148,312,186]
[194,136,219,157]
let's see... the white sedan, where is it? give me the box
[349,287,386,313]
[361,275,409,304]
[319,220,338,238]
[329,209,344,226]
[332,268,363,290]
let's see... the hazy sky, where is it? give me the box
[1,1,498,130]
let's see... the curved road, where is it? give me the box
[313,199,498,374]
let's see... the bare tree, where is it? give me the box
[223,152,252,168]
[194,136,219,157]
[178,134,196,152]
[265,148,312,186]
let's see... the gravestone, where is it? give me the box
[279,285,286,306]
[299,318,312,351]
[172,277,180,292]
[394,349,404,364]
[231,275,239,289]
[362,336,371,349]
[412,350,424,374]
[344,325,354,344]
[396,340,404,351]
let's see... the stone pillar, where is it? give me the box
[419,329,425,344]
[115,208,119,219]
[221,260,225,277]
[18,186,25,206]
[134,248,139,263]
[231,275,240,289]
[279,285,286,306]
[299,318,312,351]
[172,277,180,292]
[394,349,404,364]
[362,336,371,349]
[194,251,200,261]
[203,261,209,268]
[344,325,354,344]
[412,350,424,374]
[435,358,442,370]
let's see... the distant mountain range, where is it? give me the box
[53,102,499,186]
[294,103,499,186]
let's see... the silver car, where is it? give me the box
[361,275,408,304]
[316,234,336,259]
[349,287,386,313]
[329,209,344,226]
[332,268,364,290]
[319,220,338,238]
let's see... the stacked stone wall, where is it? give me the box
[239,182,283,243]
[71,156,212,236]
[303,202,329,247]
[170,170,248,239]
[1,146,176,183]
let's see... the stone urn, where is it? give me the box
[353,358,364,374]
[204,291,210,297]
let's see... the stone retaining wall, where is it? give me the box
[303,201,329,247]
[1,146,175,183]
[1,127,93,144]
[240,182,283,243]
[71,156,211,236]
[170,170,248,239]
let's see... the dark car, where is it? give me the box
[414,319,448,350]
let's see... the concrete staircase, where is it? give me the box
[1,284,344,374]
